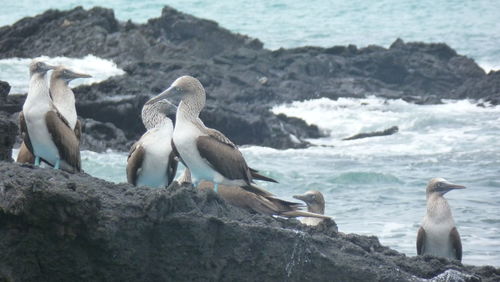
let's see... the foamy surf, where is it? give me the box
[0,55,125,94]
[272,96,500,157]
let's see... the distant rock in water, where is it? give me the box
[0,7,498,150]
[343,126,399,141]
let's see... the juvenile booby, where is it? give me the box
[416,178,464,261]
[17,65,90,164]
[126,99,178,188]
[293,190,327,226]
[146,75,277,194]
[181,169,329,219]
[20,60,81,173]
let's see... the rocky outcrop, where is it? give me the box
[0,161,499,282]
[343,126,399,141]
[1,6,498,150]
[0,82,17,162]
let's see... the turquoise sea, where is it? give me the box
[3,0,500,266]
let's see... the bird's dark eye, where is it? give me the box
[311,195,316,200]
[175,87,182,92]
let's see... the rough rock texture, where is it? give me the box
[0,162,499,282]
[1,6,498,150]
[0,82,17,162]
[343,126,399,141]
[0,113,17,162]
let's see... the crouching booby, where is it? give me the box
[20,60,81,173]
[146,75,277,195]
[293,190,327,226]
[126,99,178,188]
[417,178,464,261]
[17,65,90,165]
[182,169,330,219]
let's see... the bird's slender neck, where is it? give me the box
[176,94,205,123]
[26,73,51,103]
[426,193,453,222]
[50,79,73,105]
[142,103,173,131]
[307,203,325,214]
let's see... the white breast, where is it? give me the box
[300,217,324,226]
[23,76,60,165]
[173,117,218,183]
[421,196,457,259]
[136,126,173,188]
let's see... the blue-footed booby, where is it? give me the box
[17,65,90,164]
[417,178,464,261]
[147,75,277,194]
[19,60,81,173]
[181,169,330,219]
[293,190,327,226]
[126,99,178,188]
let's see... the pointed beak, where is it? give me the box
[43,63,56,72]
[293,194,308,202]
[438,182,466,194]
[145,86,174,105]
[70,71,92,79]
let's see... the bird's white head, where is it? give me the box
[426,178,466,197]
[29,59,55,77]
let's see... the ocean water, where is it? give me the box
[3,1,500,267]
[0,55,124,94]
[1,0,500,71]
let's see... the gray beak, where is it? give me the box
[438,182,466,194]
[42,63,56,72]
[293,194,308,202]
[145,86,174,105]
[69,70,92,79]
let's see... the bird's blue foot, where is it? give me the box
[54,159,60,170]
[214,183,219,193]
[34,156,41,166]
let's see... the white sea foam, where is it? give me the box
[272,96,500,157]
[0,55,125,94]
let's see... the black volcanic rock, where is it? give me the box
[0,161,499,282]
[343,126,399,141]
[1,7,499,150]
[0,113,17,162]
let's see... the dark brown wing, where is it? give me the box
[74,119,82,142]
[45,111,81,172]
[166,150,178,186]
[416,227,426,255]
[126,142,145,186]
[450,227,462,261]
[249,167,278,183]
[196,135,252,184]
[19,112,34,155]
[16,142,35,164]
[204,127,237,148]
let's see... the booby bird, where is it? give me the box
[146,75,277,194]
[416,178,464,261]
[19,60,81,173]
[181,169,330,219]
[293,190,327,226]
[17,65,90,164]
[126,99,178,188]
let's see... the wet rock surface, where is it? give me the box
[0,161,499,282]
[1,7,499,149]
[343,126,399,141]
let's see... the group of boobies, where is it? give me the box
[18,60,90,172]
[17,59,465,262]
